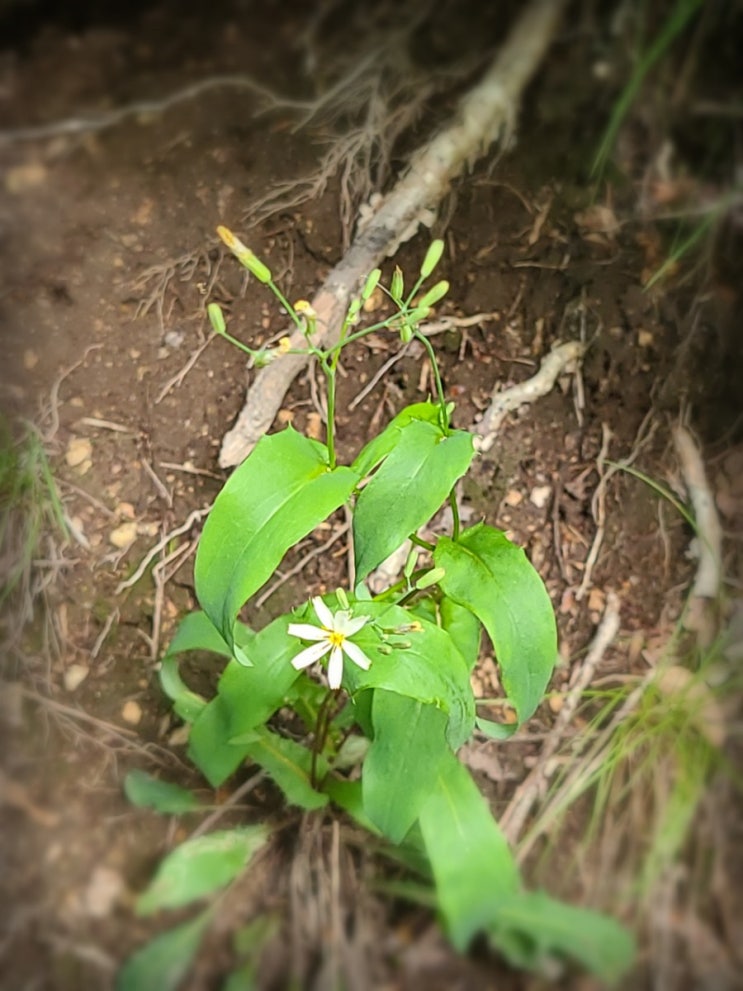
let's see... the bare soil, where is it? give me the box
[1,2,741,990]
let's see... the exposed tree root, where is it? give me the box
[219,0,568,467]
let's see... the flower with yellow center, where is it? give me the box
[288,597,372,690]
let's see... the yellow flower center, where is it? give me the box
[328,631,345,648]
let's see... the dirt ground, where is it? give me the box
[1,2,742,989]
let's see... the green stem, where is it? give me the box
[325,362,337,468]
[216,329,259,359]
[448,490,460,540]
[268,281,303,330]
[410,533,436,552]
[414,329,449,432]
[310,689,336,788]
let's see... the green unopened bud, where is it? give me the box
[415,566,446,590]
[207,302,226,335]
[417,280,449,310]
[217,225,272,283]
[399,323,413,344]
[403,548,418,580]
[336,587,350,610]
[250,348,275,368]
[406,306,432,324]
[346,297,362,321]
[420,239,445,279]
[361,268,381,301]
[390,265,404,302]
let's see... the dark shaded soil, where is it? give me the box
[1,2,741,989]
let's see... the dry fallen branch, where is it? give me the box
[219,0,568,467]
[473,340,585,453]
[673,425,722,599]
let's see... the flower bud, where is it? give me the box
[251,348,275,368]
[217,225,272,283]
[415,566,446,590]
[207,302,226,335]
[390,265,404,302]
[361,268,381,301]
[417,280,449,310]
[336,587,350,610]
[419,239,445,279]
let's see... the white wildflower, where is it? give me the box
[288,597,372,690]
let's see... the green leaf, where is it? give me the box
[188,614,304,786]
[439,595,481,672]
[116,909,212,991]
[341,601,475,748]
[160,655,207,723]
[160,612,255,722]
[363,691,449,842]
[435,524,557,727]
[187,693,252,787]
[354,421,473,581]
[216,614,304,740]
[488,892,635,984]
[243,727,328,810]
[136,826,268,915]
[166,610,236,658]
[418,752,520,950]
[195,427,358,643]
[350,401,442,478]
[324,777,379,834]
[124,770,202,814]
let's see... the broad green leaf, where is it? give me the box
[161,612,254,722]
[488,892,634,985]
[116,909,212,991]
[243,726,328,810]
[439,595,481,671]
[475,716,518,741]
[189,615,303,785]
[136,825,268,915]
[165,610,240,659]
[195,427,358,642]
[418,752,520,950]
[435,524,557,727]
[124,769,202,814]
[188,693,252,786]
[354,420,474,581]
[160,655,207,723]
[341,601,475,747]
[351,401,443,478]
[363,691,449,842]
[324,777,379,834]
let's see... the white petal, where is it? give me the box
[337,613,369,636]
[343,640,372,671]
[287,622,327,642]
[312,596,335,630]
[327,645,344,689]
[291,641,331,670]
